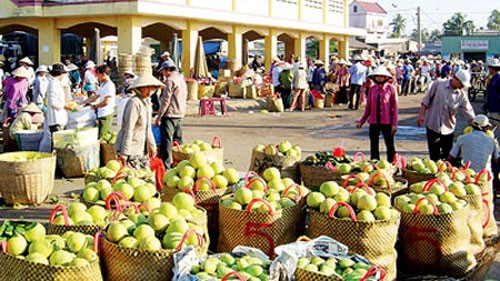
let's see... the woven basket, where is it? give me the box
[217,196,302,258]
[56,142,100,178]
[171,137,224,167]
[249,150,301,183]
[187,80,199,101]
[299,163,340,189]
[0,251,103,281]
[398,198,476,277]
[0,152,56,205]
[402,169,436,186]
[47,205,101,236]
[460,194,485,257]
[306,204,400,281]
[474,170,498,238]
[366,173,409,198]
[100,142,117,166]
[101,231,207,281]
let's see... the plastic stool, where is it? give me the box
[198,98,228,117]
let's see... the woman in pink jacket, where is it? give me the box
[356,66,398,161]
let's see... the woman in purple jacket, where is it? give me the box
[356,66,399,161]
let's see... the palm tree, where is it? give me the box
[429,29,441,41]
[443,12,475,36]
[487,9,500,30]
[389,14,406,38]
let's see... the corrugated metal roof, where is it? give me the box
[356,1,387,14]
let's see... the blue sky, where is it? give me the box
[372,0,498,34]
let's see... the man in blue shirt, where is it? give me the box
[347,55,366,110]
[401,59,414,96]
[440,60,451,78]
[487,59,500,139]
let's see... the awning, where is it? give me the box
[349,38,377,51]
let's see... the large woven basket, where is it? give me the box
[187,80,199,101]
[401,169,435,186]
[0,251,103,281]
[171,137,224,167]
[217,196,303,258]
[474,170,498,238]
[299,163,340,189]
[56,142,100,178]
[100,142,117,166]
[249,150,301,183]
[306,204,400,281]
[0,152,56,205]
[398,198,476,277]
[460,194,485,257]
[101,230,207,281]
[47,205,101,236]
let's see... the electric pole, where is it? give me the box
[417,6,421,57]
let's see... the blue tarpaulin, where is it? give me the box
[177,41,221,56]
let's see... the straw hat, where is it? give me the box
[129,73,165,90]
[488,58,500,68]
[472,115,491,128]
[36,65,48,73]
[338,59,347,65]
[85,60,95,69]
[368,66,392,78]
[19,57,33,65]
[21,103,42,114]
[12,67,30,78]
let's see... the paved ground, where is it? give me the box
[0,93,499,279]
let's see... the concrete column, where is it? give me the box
[117,16,142,55]
[344,0,349,27]
[319,36,330,71]
[268,0,273,16]
[322,0,327,23]
[285,40,294,62]
[264,30,277,71]
[298,0,303,20]
[338,36,349,60]
[228,26,242,66]
[294,33,306,62]
[84,37,92,57]
[38,19,60,65]
[181,23,199,77]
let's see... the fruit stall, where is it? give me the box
[0,139,498,281]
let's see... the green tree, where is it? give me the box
[306,38,319,59]
[487,9,500,30]
[443,12,475,36]
[410,29,430,42]
[429,29,441,41]
[389,13,406,38]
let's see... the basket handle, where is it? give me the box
[175,230,204,251]
[482,199,491,228]
[171,141,182,152]
[211,136,222,148]
[137,203,152,213]
[282,184,303,200]
[246,198,273,214]
[1,240,6,253]
[94,232,101,254]
[105,192,128,211]
[193,177,216,192]
[360,266,387,281]
[111,171,127,185]
[244,171,259,186]
[475,169,492,184]
[325,161,337,174]
[2,117,12,127]
[413,198,439,215]
[451,168,471,183]
[422,179,448,192]
[221,271,246,281]
[342,174,363,188]
[362,163,380,173]
[368,172,390,188]
[181,188,198,204]
[328,202,357,221]
[438,161,454,173]
[352,152,366,162]
[296,236,311,242]
[49,204,70,226]
[464,161,471,170]
[247,177,269,193]
[350,182,375,196]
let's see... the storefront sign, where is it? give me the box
[461,40,489,50]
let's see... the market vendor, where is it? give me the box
[9,103,43,139]
[80,64,116,139]
[46,63,69,134]
[115,72,162,169]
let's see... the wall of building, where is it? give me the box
[441,36,500,61]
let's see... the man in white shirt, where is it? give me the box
[46,63,69,133]
[33,65,49,109]
[81,64,116,139]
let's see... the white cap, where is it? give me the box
[454,69,471,88]
[488,58,500,68]
[36,65,48,72]
[85,60,95,69]
[161,51,171,57]
[472,115,491,128]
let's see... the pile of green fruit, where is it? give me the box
[463,126,495,138]
[297,255,378,280]
[405,158,439,174]
[253,141,302,158]
[82,174,160,210]
[104,192,206,251]
[190,253,271,281]
[86,160,153,183]
[175,139,221,155]
[100,131,117,145]
[51,202,114,226]
[164,152,240,191]
[0,151,52,162]
[302,151,351,166]
[1,221,98,267]
[221,168,309,213]
[396,180,473,214]
[435,165,490,184]
[306,181,400,221]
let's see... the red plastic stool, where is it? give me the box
[198,98,228,117]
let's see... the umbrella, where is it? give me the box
[89,28,102,65]
[193,36,209,79]
[171,33,180,69]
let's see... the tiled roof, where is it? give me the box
[356,1,387,14]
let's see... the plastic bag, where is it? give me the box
[150,156,165,191]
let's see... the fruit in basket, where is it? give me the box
[211,162,225,174]
[172,192,196,211]
[71,211,94,225]
[263,167,280,182]
[66,232,86,253]
[337,163,351,174]
[67,203,87,218]
[235,188,254,205]
[357,194,377,211]
[278,141,292,153]
[307,192,326,209]
[106,160,121,173]
[107,221,129,243]
[197,165,215,179]
[464,183,481,195]
[49,250,76,266]
[28,239,53,258]
[24,222,46,242]
[8,236,28,256]
[26,253,49,265]
[192,253,271,280]
[190,152,207,169]
[264,144,279,156]
[213,175,228,189]
[223,168,240,184]
[254,144,265,152]
[320,181,340,198]
[82,186,100,202]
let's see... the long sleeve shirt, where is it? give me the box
[348,63,367,86]
[33,75,49,105]
[46,76,68,127]
[278,70,293,89]
[157,72,188,119]
[421,79,475,135]
[359,83,398,127]
[487,73,500,113]
[4,78,29,112]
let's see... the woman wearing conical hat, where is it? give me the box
[2,66,29,118]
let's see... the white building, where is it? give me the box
[349,0,389,43]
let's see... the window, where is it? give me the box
[353,5,358,13]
